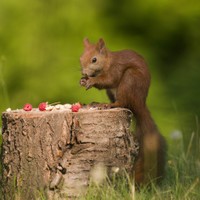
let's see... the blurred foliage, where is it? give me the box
[0,0,200,148]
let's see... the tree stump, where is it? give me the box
[1,107,139,200]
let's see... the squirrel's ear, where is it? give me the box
[83,38,90,48]
[98,38,105,49]
[97,38,106,54]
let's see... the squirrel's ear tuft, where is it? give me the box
[98,38,105,50]
[97,38,106,54]
[83,38,90,47]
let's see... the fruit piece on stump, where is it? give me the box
[71,103,82,112]
[38,102,47,111]
[23,103,32,111]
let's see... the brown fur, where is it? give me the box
[80,38,166,186]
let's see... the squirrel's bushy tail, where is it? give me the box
[133,106,166,186]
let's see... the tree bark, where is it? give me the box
[1,108,138,200]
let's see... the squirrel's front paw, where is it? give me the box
[80,77,88,87]
[80,77,94,90]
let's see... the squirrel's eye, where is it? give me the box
[92,57,97,63]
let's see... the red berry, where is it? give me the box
[23,103,32,111]
[71,105,79,112]
[38,102,47,111]
[71,103,81,112]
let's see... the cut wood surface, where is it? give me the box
[1,108,139,200]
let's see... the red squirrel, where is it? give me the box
[79,38,166,186]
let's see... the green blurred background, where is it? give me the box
[0,0,200,151]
